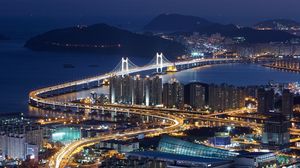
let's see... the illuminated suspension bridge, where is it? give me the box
[29,53,242,109]
[27,53,244,168]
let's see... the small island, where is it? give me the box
[25,23,186,58]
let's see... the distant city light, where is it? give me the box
[227,126,232,132]
[191,52,204,57]
[52,132,66,137]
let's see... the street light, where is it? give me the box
[227,126,232,133]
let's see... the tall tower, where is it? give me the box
[133,75,144,105]
[156,53,163,73]
[109,76,122,103]
[144,75,162,106]
[262,114,290,150]
[163,79,184,109]
[282,89,294,120]
[121,57,129,77]
[184,83,206,109]
[257,88,274,114]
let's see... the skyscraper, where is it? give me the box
[145,76,163,106]
[110,75,162,106]
[282,89,294,120]
[109,75,122,104]
[0,120,42,161]
[208,84,245,111]
[184,83,206,109]
[262,114,290,150]
[109,75,135,105]
[257,88,275,114]
[163,79,184,109]
[133,75,144,105]
[121,75,135,104]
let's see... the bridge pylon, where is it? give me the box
[121,57,129,77]
[156,52,163,73]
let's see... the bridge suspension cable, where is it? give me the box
[110,57,139,76]
[145,53,173,73]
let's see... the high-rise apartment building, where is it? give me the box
[257,88,275,114]
[208,84,245,111]
[184,83,206,109]
[163,79,184,109]
[144,76,162,106]
[281,89,294,120]
[110,75,162,106]
[262,114,290,150]
[0,118,42,161]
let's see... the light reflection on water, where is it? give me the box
[162,64,300,86]
[1,40,299,114]
[46,86,109,102]
[47,63,300,104]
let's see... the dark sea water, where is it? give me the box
[0,40,146,113]
[162,64,300,86]
[0,40,299,114]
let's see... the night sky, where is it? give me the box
[1,0,300,23]
[0,0,300,37]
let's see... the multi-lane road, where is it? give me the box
[28,58,300,167]
[48,104,184,168]
[28,58,244,168]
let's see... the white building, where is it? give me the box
[0,133,26,160]
[99,139,139,153]
[234,152,277,168]
[0,133,39,161]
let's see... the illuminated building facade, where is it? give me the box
[162,79,184,109]
[109,75,122,104]
[109,75,136,105]
[158,136,239,160]
[133,75,144,105]
[0,133,26,160]
[281,89,294,120]
[234,152,277,168]
[51,127,81,144]
[99,139,139,153]
[184,83,207,109]
[121,75,135,104]
[144,76,162,106]
[257,88,275,114]
[0,117,42,161]
[208,84,245,111]
[110,75,162,106]
[208,132,231,147]
[273,59,300,71]
[262,114,290,150]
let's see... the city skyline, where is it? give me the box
[1,1,300,167]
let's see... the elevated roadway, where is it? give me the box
[28,58,247,168]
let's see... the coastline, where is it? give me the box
[263,64,300,73]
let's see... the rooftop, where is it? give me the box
[238,151,274,158]
[127,151,232,166]
[102,139,139,145]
